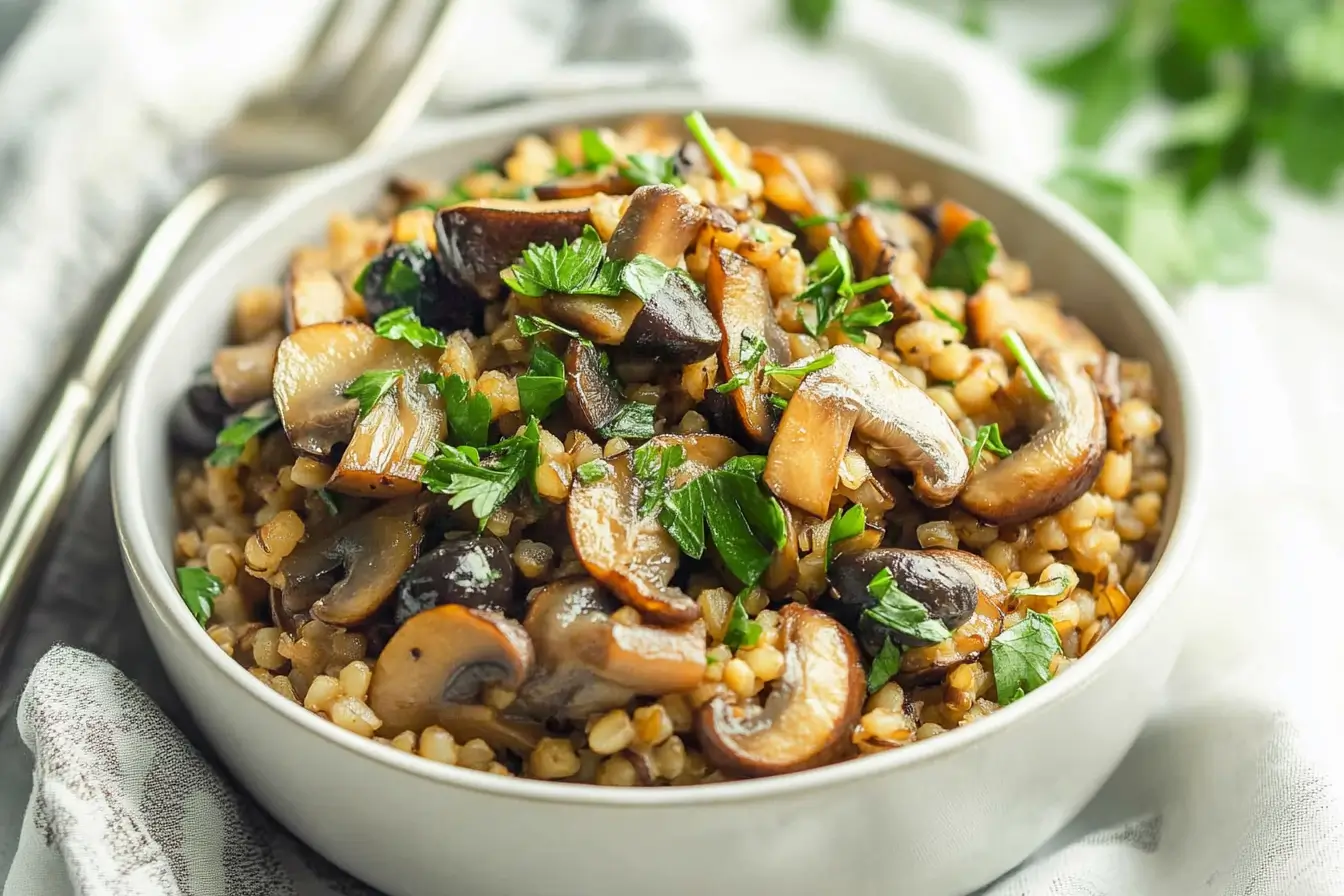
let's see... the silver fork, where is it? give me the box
[0,0,459,631]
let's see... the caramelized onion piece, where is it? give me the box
[751,147,839,256]
[705,249,790,443]
[764,345,969,517]
[435,197,595,299]
[696,605,864,777]
[960,349,1106,525]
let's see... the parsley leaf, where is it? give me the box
[930,304,968,336]
[793,212,850,227]
[576,458,611,484]
[1002,329,1057,402]
[317,489,341,516]
[723,589,763,650]
[516,315,581,339]
[763,352,836,383]
[715,329,770,394]
[1010,577,1072,599]
[621,152,682,187]
[621,254,693,302]
[633,442,686,516]
[176,567,222,627]
[419,371,491,448]
[768,395,790,411]
[929,218,998,293]
[516,344,568,421]
[418,418,541,522]
[864,568,952,644]
[579,129,616,167]
[501,225,624,297]
[867,638,903,693]
[208,409,279,467]
[794,236,855,336]
[991,609,1063,704]
[825,504,866,570]
[373,307,446,350]
[344,369,403,419]
[660,461,787,587]
[840,299,894,342]
[685,111,743,188]
[964,422,1013,468]
[596,399,655,441]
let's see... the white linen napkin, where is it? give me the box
[4,1,1344,894]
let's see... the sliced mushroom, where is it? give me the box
[564,339,625,435]
[394,534,519,625]
[534,169,631,201]
[548,185,713,355]
[274,498,423,628]
[566,449,698,624]
[212,331,281,408]
[967,282,1104,370]
[751,147,839,256]
[846,206,927,327]
[514,578,707,720]
[357,240,481,333]
[696,604,864,777]
[368,604,543,753]
[764,345,969,517]
[828,547,981,654]
[435,197,595,299]
[899,551,1007,684]
[705,248,790,443]
[960,349,1105,525]
[271,321,444,494]
[285,264,348,331]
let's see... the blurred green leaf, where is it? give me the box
[1279,87,1344,193]
[1249,0,1322,41]
[785,0,836,38]
[1174,0,1262,52]
[1285,6,1344,89]
[1155,36,1215,101]
[1187,184,1270,283]
[962,0,989,36]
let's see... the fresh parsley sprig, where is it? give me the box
[176,567,222,627]
[685,111,743,188]
[501,225,625,298]
[839,298,895,342]
[723,589,764,650]
[929,218,998,294]
[964,422,1013,468]
[207,409,279,467]
[516,315,581,339]
[1002,329,1057,402]
[419,371,491,448]
[576,458,611,484]
[824,504,866,571]
[930,304,968,336]
[660,458,787,588]
[516,344,568,422]
[373,307,446,350]
[633,441,687,516]
[416,418,542,524]
[867,638,903,693]
[991,609,1063,704]
[865,568,953,644]
[763,352,836,383]
[715,330,770,394]
[344,370,403,419]
[1010,576,1072,600]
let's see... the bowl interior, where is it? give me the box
[117,94,1199,802]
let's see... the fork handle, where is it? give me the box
[0,177,233,632]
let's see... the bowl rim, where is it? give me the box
[114,89,1208,808]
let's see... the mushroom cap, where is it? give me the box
[828,547,981,653]
[435,197,596,299]
[705,248,791,444]
[764,345,969,517]
[959,349,1106,526]
[898,550,1008,684]
[394,534,519,625]
[696,604,864,777]
[368,604,538,749]
[563,339,627,437]
[846,206,930,326]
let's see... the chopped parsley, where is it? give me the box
[419,371,491,448]
[768,395,790,411]
[793,211,850,228]
[825,504,866,570]
[516,315,581,339]
[685,111,742,188]
[575,458,611,484]
[930,304,968,336]
[344,369,403,419]
[373,307,446,350]
[579,129,616,167]
[596,399,656,441]
[501,225,624,298]
[723,589,763,650]
[991,610,1062,704]
[1010,577,1072,599]
[763,352,836,382]
[839,298,895,342]
[516,344,567,421]
[632,441,687,516]
[621,254,694,303]
[621,152,682,187]
[207,409,279,467]
[660,459,787,587]
[964,422,1013,468]
[794,237,893,338]
[1003,329,1057,402]
[928,217,998,294]
[867,638,903,693]
[865,568,953,644]
[416,418,541,523]
[175,567,222,627]
[714,329,770,394]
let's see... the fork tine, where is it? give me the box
[283,0,379,102]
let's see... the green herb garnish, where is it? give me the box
[176,567,222,627]
[723,589,764,650]
[516,315,581,339]
[715,330,770,394]
[865,568,953,644]
[579,129,616,167]
[1002,329,1057,402]
[516,344,568,421]
[1010,577,1072,599]
[344,369,403,419]
[685,111,743,188]
[373,307,446,350]
[929,305,968,336]
[793,211,850,227]
[620,254,694,303]
[576,458,611,484]
[632,442,687,516]
[501,225,624,298]
[596,399,656,441]
[419,371,491,448]
[763,352,836,382]
[417,418,541,523]
[660,460,787,587]
[867,638,903,693]
[793,236,854,336]
[825,504,866,570]
[964,422,1013,468]
[621,152,683,187]
[929,218,998,294]
[316,489,341,516]
[784,0,836,38]
[207,409,279,467]
[839,298,894,342]
[991,609,1063,704]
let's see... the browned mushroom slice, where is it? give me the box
[846,206,928,327]
[705,248,791,443]
[751,147,839,256]
[548,185,711,354]
[764,345,969,517]
[368,604,543,753]
[567,449,698,624]
[274,498,423,627]
[534,169,631,201]
[761,503,800,593]
[285,264,349,331]
[967,282,1104,370]
[272,322,372,456]
[435,197,596,299]
[515,578,707,720]
[696,604,864,777]
[563,339,624,435]
[960,349,1106,525]
[212,331,281,408]
[899,550,1007,684]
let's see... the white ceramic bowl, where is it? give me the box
[114,93,1206,896]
